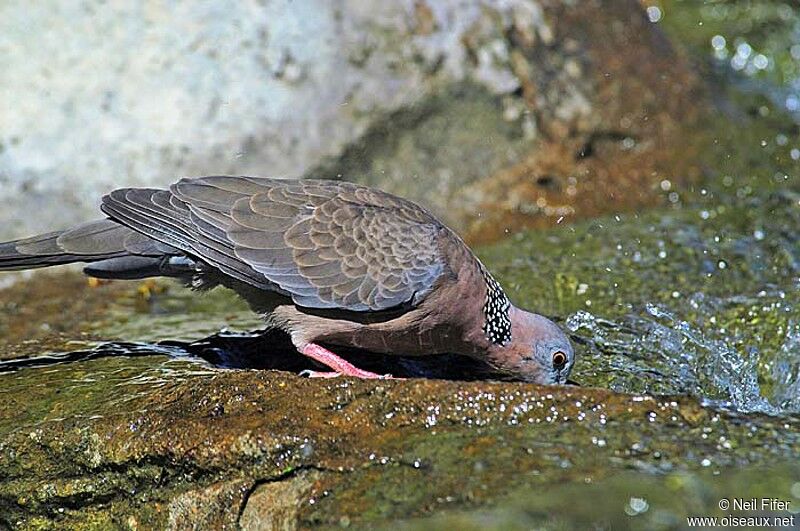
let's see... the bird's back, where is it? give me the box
[101,177,475,313]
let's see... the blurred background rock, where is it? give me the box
[0,0,705,243]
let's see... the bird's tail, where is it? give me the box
[0,222,124,270]
[0,219,189,280]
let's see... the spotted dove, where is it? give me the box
[0,177,574,383]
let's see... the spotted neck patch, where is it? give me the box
[480,266,511,345]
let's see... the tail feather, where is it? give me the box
[0,219,185,280]
[0,221,127,271]
[5,231,65,257]
[0,234,111,270]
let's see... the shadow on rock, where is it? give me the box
[0,328,516,382]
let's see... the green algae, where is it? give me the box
[657,0,800,89]
[0,355,216,435]
[298,384,800,527]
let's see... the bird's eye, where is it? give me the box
[552,351,567,369]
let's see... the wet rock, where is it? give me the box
[0,360,797,528]
[0,0,705,242]
[0,272,124,359]
[0,270,262,360]
[167,480,250,530]
[238,470,320,531]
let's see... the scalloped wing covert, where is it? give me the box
[102,177,448,312]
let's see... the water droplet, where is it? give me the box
[625,497,650,516]
[646,6,662,23]
[736,42,753,59]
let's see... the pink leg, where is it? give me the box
[300,343,394,379]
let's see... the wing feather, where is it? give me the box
[101,177,448,311]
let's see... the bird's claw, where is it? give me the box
[300,369,342,378]
[299,369,398,379]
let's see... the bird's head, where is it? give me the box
[485,307,574,384]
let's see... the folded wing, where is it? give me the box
[101,177,447,311]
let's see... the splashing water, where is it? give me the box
[771,320,800,412]
[567,293,800,415]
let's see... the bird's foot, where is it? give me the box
[300,343,395,379]
[300,369,395,379]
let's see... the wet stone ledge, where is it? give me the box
[0,354,797,528]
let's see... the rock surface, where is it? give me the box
[0,0,705,242]
[1,349,797,528]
